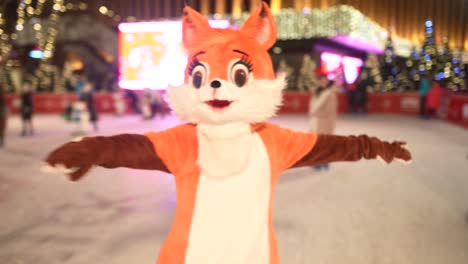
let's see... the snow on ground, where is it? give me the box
[0,113,467,264]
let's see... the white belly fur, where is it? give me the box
[184,133,271,264]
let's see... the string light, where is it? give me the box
[99,6,109,14]
[7,0,66,79]
[0,0,27,65]
[52,3,62,11]
[1,1,465,91]
[15,0,29,32]
[0,0,121,74]
[26,6,35,15]
[232,6,414,57]
[78,3,88,10]
[36,0,46,16]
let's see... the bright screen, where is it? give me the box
[320,52,363,84]
[118,20,230,90]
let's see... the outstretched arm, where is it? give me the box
[292,134,411,168]
[45,134,168,181]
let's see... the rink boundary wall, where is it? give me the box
[4,92,468,129]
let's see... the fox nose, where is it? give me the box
[210,80,221,89]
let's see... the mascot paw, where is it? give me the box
[377,141,412,164]
[41,163,78,174]
[376,156,388,165]
[44,141,96,181]
[394,142,412,165]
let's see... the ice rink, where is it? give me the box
[1,113,468,264]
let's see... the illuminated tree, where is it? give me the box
[405,47,421,84]
[380,34,399,91]
[418,20,437,75]
[363,54,382,92]
[297,54,318,91]
[436,37,466,91]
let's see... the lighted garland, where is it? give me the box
[5,0,66,78]
[34,0,63,79]
[0,11,9,86]
[5,2,468,68]
[2,1,117,66]
[0,0,27,66]
[0,12,9,64]
[230,5,414,57]
[29,0,46,48]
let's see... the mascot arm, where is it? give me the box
[44,134,169,181]
[292,134,412,168]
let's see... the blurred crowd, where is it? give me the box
[0,71,167,148]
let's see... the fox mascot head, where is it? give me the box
[167,2,285,125]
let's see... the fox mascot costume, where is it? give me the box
[44,2,412,264]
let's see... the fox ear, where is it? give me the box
[182,5,212,50]
[240,2,277,50]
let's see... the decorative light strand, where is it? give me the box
[0,1,28,66]
[35,0,64,79]
[230,6,414,57]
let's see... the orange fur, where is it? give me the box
[182,3,276,82]
[145,124,318,264]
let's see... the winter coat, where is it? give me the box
[20,92,33,120]
[309,85,338,134]
[418,78,431,96]
[426,83,443,110]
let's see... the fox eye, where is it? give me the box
[230,63,249,87]
[191,65,206,89]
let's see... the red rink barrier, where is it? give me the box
[4,91,468,128]
[5,93,127,114]
[278,92,311,113]
[445,94,468,128]
[277,92,420,115]
[367,92,420,115]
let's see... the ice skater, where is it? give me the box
[418,73,432,118]
[79,82,98,131]
[20,80,34,136]
[112,89,126,116]
[354,70,373,114]
[309,74,338,170]
[140,88,153,120]
[426,78,443,119]
[71,101,90,135]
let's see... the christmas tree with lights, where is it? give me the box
[436,37,453,87]
[452,55,466,91]
[296,54,318,91]
[362,54,382,92]
[380,33,399,91]
[436,37,466,91]
[406,47,421,84]
[418,20,437,76]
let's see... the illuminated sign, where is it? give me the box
[118,20,230,90]
[320,52,363,84]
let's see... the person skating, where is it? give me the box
[79,82,99,131]
[418,73,432,118]
[20,80,34,136]
[309,74,338,170]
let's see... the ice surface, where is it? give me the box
[1,113,467,264]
